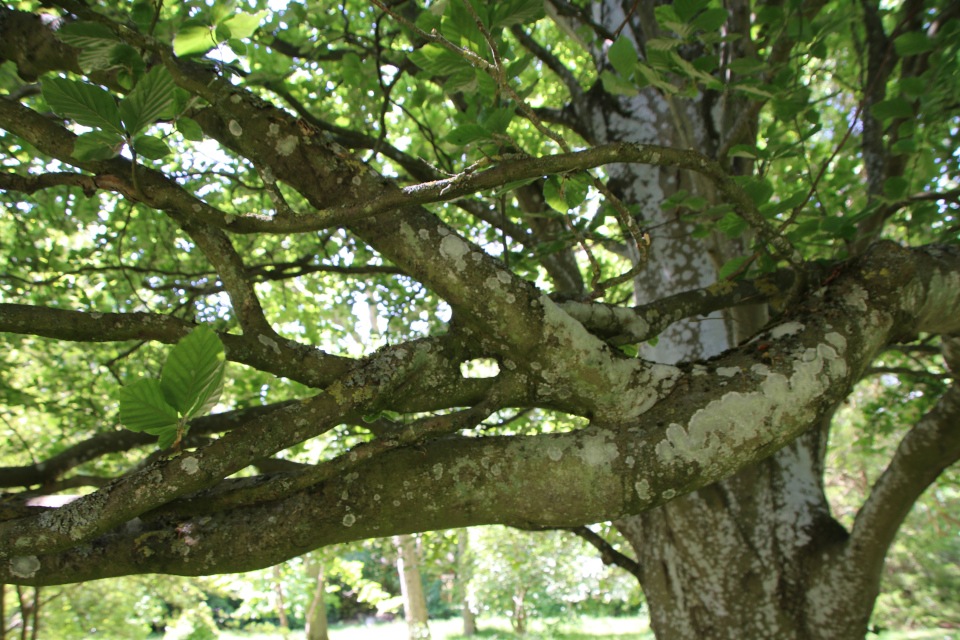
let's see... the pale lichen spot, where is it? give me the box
[578,432,619,467]
[258,334,281,354]
[230,94,242,104]
[192,203,202,212]
[180,457,199,475]
[419,229,430,240]
[547,445,563,461]
[268,123,280,136]
[716,366,741,377]
[433,463,444,479]
[440,235,469,271]
[770,322,805,339]
[824,332,847,353]
[845,285,869,312]
[625,455,635,468]
[275,135,298,156]
[228,120,243,136]
[634,480,651,501]
[10,556,40,579]
[342,514,356,527]
[662,489,676,500]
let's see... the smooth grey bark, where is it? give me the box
[457,530,477,637]
[395,534,431,640]
[305,559,330,640]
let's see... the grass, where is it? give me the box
[217,616,655,640]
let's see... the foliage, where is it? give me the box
[0,0,959,635]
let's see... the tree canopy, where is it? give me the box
[0,0,959,635]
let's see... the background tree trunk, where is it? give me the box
[395,534,431,640]
[457,530,477,637]
[271,564,290,638]
[305,558,330,640]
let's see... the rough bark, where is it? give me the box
[0,11,956,640]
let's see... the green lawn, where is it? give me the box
[218,616,655,640]
[214,617,960,640]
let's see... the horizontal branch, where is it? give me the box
[0,402,297,489]
[4,242,960,584]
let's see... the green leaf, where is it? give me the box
[174,19,216,57]
[871,97,913,122]
[42,78,124,134]
[728,57,767,76]
[718,211,748,238]
[544,175,589,212]
[690,8,729,32]
[600,70,639,96]
[56,22,119,49]
[155,428,180,451]
[883,176,909,200]
[133,134,172,160]
[893,32,933,57]
[221,11,268,40]
[681,196,707,210]
[119,378,180,433]
[608,37,638,78]
[445,123,494,146]
[742,178,774,207]
[691,223,711,238]
[674,0,709,23]
[490,0,545,28]
[160,326,226,419]
[119,65,176,135]
[719,255,751,280]
[409,44,471,75]
[72,130,125,161]
[646,37,683,51]
[176,117,204,141]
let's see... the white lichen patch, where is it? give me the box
[10,556,40,579]
[824,332,847,352]
[692,364,708,376]
[484,276,501,292]
[433,463,444,479]
[656,342,847,469]
[662,489,676,500]
[258,334,281,354]
[716,366,741,377]
[275,135,298,156]
[547,445,563,461]
[770,321,805,340]
[342,514,356,527]
[577,432,619,467]
[440,235,469,270]
[179,457,199,475]
[845,285,869,312]
[268,123,280,136]
[634,480,651,501]
[228,120,243,136]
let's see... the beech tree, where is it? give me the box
[0,0,958,638]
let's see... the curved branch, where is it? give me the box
[846,338,960,590]
[0,304,354,388]
[565,526,642,580]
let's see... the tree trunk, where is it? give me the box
[395,534,431,640]
[457,530,477,637]
[565,2,897,638]
[271,564,290,638]
[305,560,330,640]
[512,587,527,635]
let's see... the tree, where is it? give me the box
[0,0,958,638]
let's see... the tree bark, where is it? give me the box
[457,530,477,637]
[395,534,431,640]
[271,564,290,638]
[305,559,330,640]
